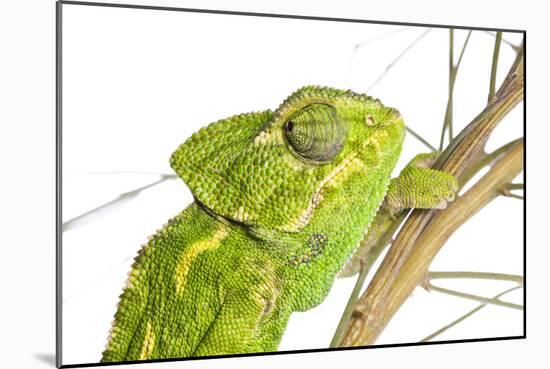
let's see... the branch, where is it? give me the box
[338,45,524,346]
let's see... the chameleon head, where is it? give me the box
[170,86,405,235]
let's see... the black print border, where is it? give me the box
[55,1,527,367]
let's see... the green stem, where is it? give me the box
[330,210,408,347]
[329,263,370,348]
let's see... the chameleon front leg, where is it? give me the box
[383,152,458,213]
[339,152,458,277]
[192,287,275,357]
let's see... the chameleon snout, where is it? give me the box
[386,108,402,126]
[366,107,402,128]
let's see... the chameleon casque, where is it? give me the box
[101,86,457,362]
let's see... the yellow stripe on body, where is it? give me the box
[139,321,155,360]
[175,227,229,295]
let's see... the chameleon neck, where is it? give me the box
[278,168,392,312]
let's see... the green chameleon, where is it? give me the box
[101,86,457,362]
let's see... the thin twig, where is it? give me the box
[406,126,437,152]
[483,31,521,52]
[69,171,176,177]
[330,262,370,348]
[426,283,523,310]
[428,271,523,284]
[420,285,522,342]
[331,210,409,347]
[342,27,408,86]
[439,30,473,150]
[62,175,177,232]
[367,29,431,93]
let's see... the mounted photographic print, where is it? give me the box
[57,1,525,367]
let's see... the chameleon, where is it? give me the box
[101,86,458,362]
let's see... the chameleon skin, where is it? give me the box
[101,86,454,362]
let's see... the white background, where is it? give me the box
[60,4,524,365]
[0,1,545,369]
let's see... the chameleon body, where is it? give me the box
[101,86,457,362]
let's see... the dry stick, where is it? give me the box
[439,30,472,150]
[339,46,523,346]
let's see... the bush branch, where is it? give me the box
[338,45,523,347]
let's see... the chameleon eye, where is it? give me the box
[285,120,294,132]
[284,104,347,162]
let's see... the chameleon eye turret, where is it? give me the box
[283,103,347,163]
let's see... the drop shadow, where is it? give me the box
[34,353,56,366]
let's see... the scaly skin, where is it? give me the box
[101,86,457,362]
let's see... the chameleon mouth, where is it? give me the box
[278,139,375,233]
